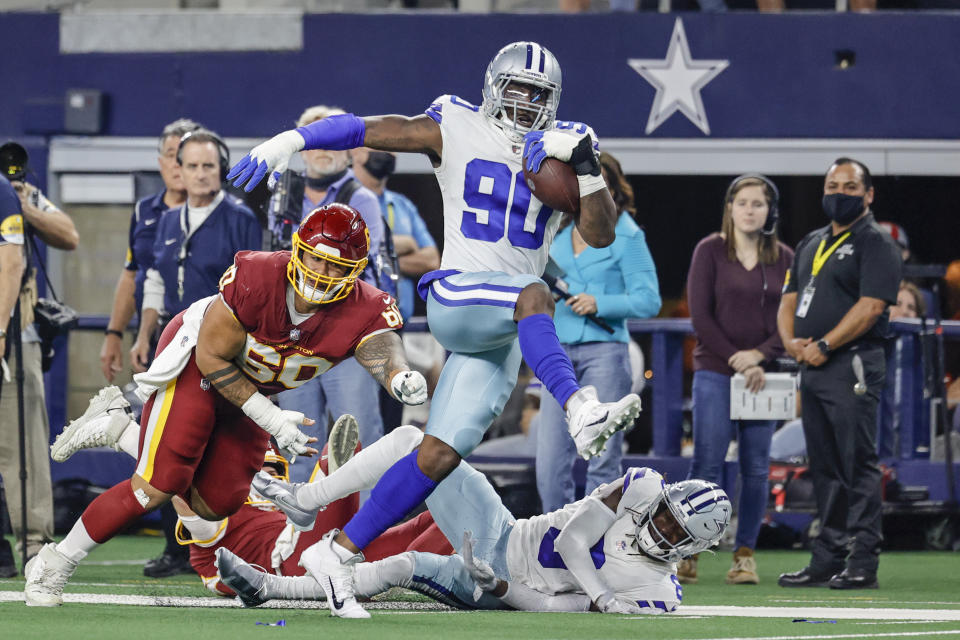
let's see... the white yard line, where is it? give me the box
[687,632,960,640]
[679,606,960,621]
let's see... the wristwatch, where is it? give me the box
[816,338,831,356]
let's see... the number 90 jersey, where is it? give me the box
[424,94,596,277]
[506,467,682,612]
[218,250,402,395]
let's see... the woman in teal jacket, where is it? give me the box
[535,152,661,512]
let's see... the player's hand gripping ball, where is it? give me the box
[522,131,581,214]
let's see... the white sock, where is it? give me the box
[56,519,98,563]
[116,421,140,458]
[299,425,424,511]
[262,574,326,601]
[353,552,414,597]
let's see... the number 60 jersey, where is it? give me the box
[425,94,597,278]
[219,250,402,395]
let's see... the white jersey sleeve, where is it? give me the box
[424,94,565,277]
[506,467,679,611]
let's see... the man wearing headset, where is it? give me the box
[131,129,261,371]
[125,129,261,577]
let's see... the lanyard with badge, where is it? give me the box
[796,231,851,318]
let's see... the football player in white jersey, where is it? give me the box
[220,426,731,614]
[228,41,643,618]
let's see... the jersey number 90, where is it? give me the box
[460,159,555,250]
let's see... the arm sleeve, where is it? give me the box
[593,229,661,320]
[498,581,592,612]
[859,233,902,304]
[754,248,795,360]
[553,495,618,604]
[125,206,139,271]
[687,238,740,361]
[142,268,165,313]
[783,239,804,295]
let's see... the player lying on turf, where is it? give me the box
[49,409,452,597]
[219,427,730,614]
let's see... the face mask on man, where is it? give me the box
[363,152,397,180]
[822,193,864,225]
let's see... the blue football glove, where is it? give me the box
[227,130,305,192]
[522,131,547,173]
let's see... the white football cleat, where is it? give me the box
[326,413,359,475]
[251,471,319,532]
[566,386,642,460]
[299,530,369,619]
[24,543,78,607]
[51,385,133,462]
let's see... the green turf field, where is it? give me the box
[2,535,959,640]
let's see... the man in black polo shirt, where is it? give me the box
[776,157,901,590]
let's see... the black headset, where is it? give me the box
[176,129,230,182]
[725,173,779,235]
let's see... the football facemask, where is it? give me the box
[482,41,562,142]
[634,479,731,563]
[287,203,369,305]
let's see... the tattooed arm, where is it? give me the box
[355,331,428,405]
[194,297,256,407]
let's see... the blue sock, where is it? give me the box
[342,451,438,550]
[517,313,579,408]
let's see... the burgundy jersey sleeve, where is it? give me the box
[349,281,404,356]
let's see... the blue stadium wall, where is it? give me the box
[3,11,960,141]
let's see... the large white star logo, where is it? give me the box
[627,18,729,136]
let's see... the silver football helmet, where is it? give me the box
[634,479,731,563]
[481,41,562,143]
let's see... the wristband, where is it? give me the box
[295,113,366,151]
[105,329,124,338]
[577,174,607,198]
[241,392,279,426]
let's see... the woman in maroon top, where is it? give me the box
[681,175,793,586]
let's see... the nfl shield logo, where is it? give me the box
[180,336,189,347]
[200,378,210,391]
[290,328,301,342]
[616,540,627,552]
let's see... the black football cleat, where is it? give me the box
[829,568,878,590]
[777,566,837,588]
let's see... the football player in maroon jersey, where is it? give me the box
[26,203,428,607]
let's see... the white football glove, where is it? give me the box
[241,393,312,459]
[228,130,305,192]
[461,531,498,599]
[390,370,427,405]
[596,591,643,615]
[537,130,584,163]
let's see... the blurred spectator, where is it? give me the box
[351,147,439,322]
[683,174,792,586]
[889,281,925,321]
[536,151,661,513]
[131,128,261,578]
[100,118,199,382]
[272,106,388,479]
[0,172,78,574]
[877,221,911,264]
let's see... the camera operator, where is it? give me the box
[0,150,78,575]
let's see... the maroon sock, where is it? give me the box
[80,481,149,543]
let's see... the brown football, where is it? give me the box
[523,157,580,214]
